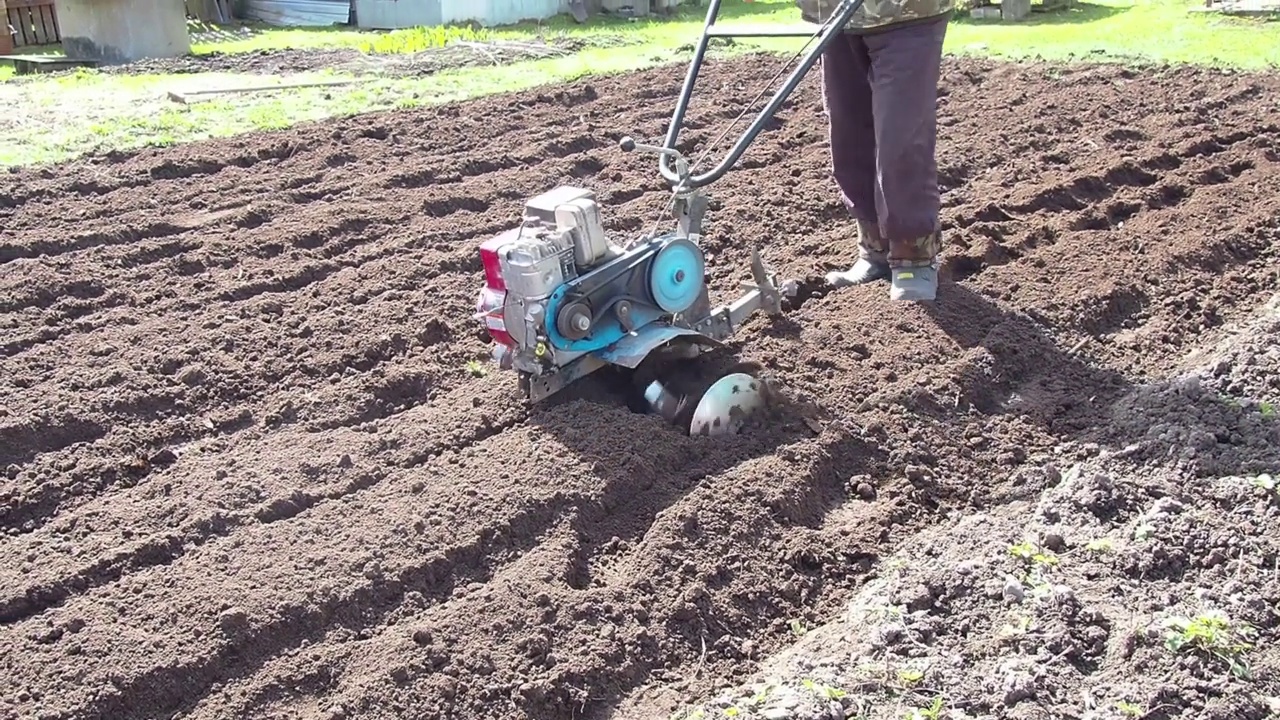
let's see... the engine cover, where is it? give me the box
[475,185,709,381]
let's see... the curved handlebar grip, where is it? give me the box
[619,136,637,152]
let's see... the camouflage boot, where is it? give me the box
[825,220,890,288]
[888,230,942,302]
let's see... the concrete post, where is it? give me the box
[1002,0,1032,20]
[56,0,190,63]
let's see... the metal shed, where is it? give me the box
[352,0,686,29]
[242,0,352,26]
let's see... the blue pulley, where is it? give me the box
[648,238,705,314]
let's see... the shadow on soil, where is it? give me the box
[925,281,1280,478]
[921,280,1133,433]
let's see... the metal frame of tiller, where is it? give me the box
[615,0,867,340]
[518,0,866,405]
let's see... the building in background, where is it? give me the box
[238,0,688,29]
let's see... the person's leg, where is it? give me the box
[865,15,948,301]
[819,32,889,288]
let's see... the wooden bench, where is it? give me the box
[0,54,99,73]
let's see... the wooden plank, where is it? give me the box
[29,6,47,45]
[0,0,11,56]
[5,0,52,10]
[39,4,56,43]
[17,8,29,45]
[20,7,34,45]
[4,55,97,73]
[11,8,30,46]
[32,5,45,43]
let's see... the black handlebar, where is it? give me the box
[623,0,866,190]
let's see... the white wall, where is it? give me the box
[441,0,687,26]
[356,0,688,30]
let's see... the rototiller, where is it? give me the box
[473,0,865,435]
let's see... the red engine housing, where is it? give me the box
[476,236,515,349]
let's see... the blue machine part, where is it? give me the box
[543,248,663,354]
[648,238,705,314]
[596,325,711,369]
[543,285,663,354]
[543,237,702,354]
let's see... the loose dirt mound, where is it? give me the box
[1,54,1278,720]
[663,297,1280,720]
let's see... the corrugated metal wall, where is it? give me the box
[243,0,350,26]
[440,0,563,25]
[354,0,564,29]
[352,0,439,28]
[274,0,690,30]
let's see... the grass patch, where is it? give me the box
[187,0,801,55]
[0,44,699,167]
[2,0,1278,167]
[947,0,1280,69]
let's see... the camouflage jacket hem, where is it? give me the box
[796,0,954,33]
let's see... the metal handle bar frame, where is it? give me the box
[654,0,866,189]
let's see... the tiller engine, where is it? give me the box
[473,0,865,436]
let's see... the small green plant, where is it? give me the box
[1251,475,1277,493]
[1008,540,1059,567]
[1008,540,1059,598]
[849,601,906,625]
[897,667,925,686]
[465,360,488,377]
[1085,537,1115,553]
[906,696,944,720]
[1162,610,1257,679]
[749,685,773,706]
[1259,401,1276,419]
[998,613,1033,642]
[1114,699,1143,717]
[800,678,847,700]
[789,618,808,637]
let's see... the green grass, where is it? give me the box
[2,0,1278,167]
[187,0,802,55]
[186,0,1280,68]
[0,44,696,166]
[946,0,1280,68]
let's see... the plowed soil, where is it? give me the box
[2,54,1279,720]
